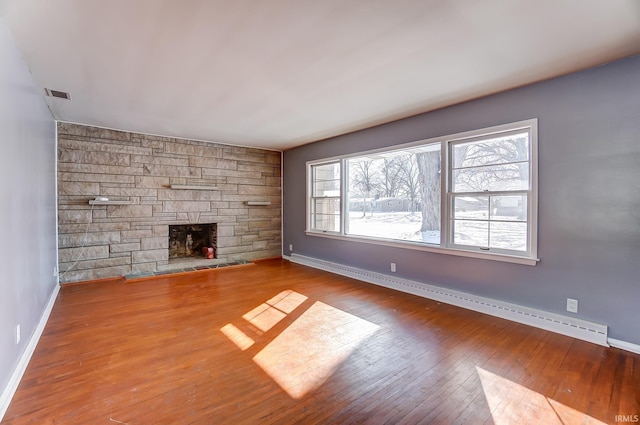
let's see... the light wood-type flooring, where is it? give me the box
[3,259,639,424]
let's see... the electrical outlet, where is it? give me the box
[16,325,20,344]
[53,266,58,277]
[289,244,293,252]
[566,298,578,313]
[390,262,397,273]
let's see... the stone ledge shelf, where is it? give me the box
[169,184,218,190]
[246,201,272,206]
[88,200,134,205]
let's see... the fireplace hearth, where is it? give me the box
[169,224,217,259]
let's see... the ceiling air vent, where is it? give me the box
[44,88,71,100]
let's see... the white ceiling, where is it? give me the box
[1,0,639,151]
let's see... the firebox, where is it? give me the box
[168,224,217,259]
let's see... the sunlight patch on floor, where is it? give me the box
[477,366,606,425]
[221,290,379,399]
[266,290,308,314]
[220,323,255,351]
[242,302,286,332]
[242,290,308,332]
[253,301,380,399]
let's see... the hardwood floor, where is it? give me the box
[3,259,639,424]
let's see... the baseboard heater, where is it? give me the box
[287,253,608,347]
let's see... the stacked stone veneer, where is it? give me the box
[57,123,281,283]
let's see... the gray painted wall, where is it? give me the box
[283,55,640,345]
[0,19,57,400]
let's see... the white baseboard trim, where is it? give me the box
[289,253,609,347]
[0,283,60,422]
[608,338,640,355]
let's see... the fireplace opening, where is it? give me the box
[169,224,217,259]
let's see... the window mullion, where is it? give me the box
[341,159,348,235]
[441,140,450,248]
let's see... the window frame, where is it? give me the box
[308,161,342,234]
[305,119,539,266]
[445,126,536,258]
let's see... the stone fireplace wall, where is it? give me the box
[57,123,281,283]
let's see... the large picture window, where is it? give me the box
[345,144,441,244]
[307,119,538,265]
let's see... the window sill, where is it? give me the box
[305,231,539,266]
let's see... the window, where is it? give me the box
[449,130,531,255]
[309,161,341,232]
[345,144,441,244]
[307,119,538,265]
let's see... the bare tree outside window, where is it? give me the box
[416,151,441,234]
[350,160,379,218]
[397,155,420,214]
[380,158,402,198]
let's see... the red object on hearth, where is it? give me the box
[203,247,214,259]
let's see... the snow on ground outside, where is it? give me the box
[346,211,526,251]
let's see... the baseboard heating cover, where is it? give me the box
[287,254,608,347]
